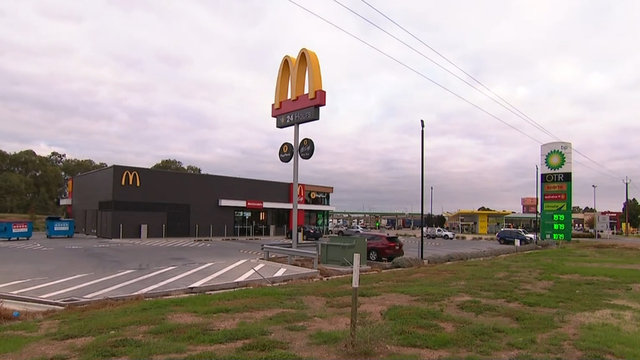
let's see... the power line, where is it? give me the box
[286,0,623,180]
[356,0,625,179]
[287,0,541,144]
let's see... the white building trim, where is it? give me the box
[60,198,72,205]
[218,199,335,211]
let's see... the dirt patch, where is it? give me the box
[9,337,92,360]
[558,274,613,281]
[214,308,294,329]
[358,293,417,321]
[520,280,554,292]
[386,345,450,359]
[306,314,350,331]
[609,299,640,310]
[494,272,509,278]
[302,296,327,312]
[574,309,636,331]
[567,262,640,270]
[167,313,207,324]
[436,321,456,332]
[631,284,640,291]
[269,328,336,359]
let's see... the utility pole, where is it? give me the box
[624,177,631,237]
[535,165,539,242]
[430,186,433,216]
[420,120,425,260]
[592,184,597,235]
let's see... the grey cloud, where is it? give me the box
[0,0,638,212]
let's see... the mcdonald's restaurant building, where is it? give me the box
[67,165,335,239]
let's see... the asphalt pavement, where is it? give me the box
[0,234,315,303]
[400,237,506,256]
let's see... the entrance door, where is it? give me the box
[167,212,190,237]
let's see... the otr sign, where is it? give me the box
[540,141,573,241]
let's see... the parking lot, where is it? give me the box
[0,234,316,303]
[0,232,513,304]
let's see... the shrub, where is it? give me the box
[572,232,595,239]
[391,257,424,268]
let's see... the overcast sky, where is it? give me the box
[1,0,639,213]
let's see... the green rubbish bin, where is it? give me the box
[320,236,367,267]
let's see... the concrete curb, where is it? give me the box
[0,270,319,308]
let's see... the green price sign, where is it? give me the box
[540,142,572,241]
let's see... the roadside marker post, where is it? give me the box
[350,253,360,347]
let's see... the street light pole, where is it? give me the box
[535,165,539,243]
[420,119,425,260]
[430,187,433,218]
[592,184,597,234]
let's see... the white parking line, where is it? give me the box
[0,279,39,289]
[234,264,265,282]
[41,270,137,298]
[10,274,91,294]
[189,259,248,287]
[134,263,215,294]
[84,267,176,298]
[273,268,287,277]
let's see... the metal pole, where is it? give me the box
[420,119,425,260]
[624,177,630,236]
[196,224,199,238]
[119,224,123,239]
[224,225,227,238]
[292,123,300,249]
[430,186,433,220]
[535,165,539,242]
[210,224,212,238]
[350,253,360,347]
[592,185,597,236]
[162,224,166,238]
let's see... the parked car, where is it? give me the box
[496,229,532,245]
[328,225,346,235]
[336,225,366,236]
[424,227,455,240]
[496,228,536,242]
[352,232,403,262]
[286,225,321,241]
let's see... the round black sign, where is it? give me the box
[299,138,315,160]
[279,142,294,163]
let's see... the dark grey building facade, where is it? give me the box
[70,165,334,239]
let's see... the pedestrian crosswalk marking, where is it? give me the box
[0,261,306,302]
[189,259,247,287]
[85,266,177,298]
[41,270,137,298]
[11,274,91,294]
[134,263,215,294]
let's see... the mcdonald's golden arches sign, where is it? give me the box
[121,170,140,187]
[271,48,326,128]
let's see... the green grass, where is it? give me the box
[1,242,639,359]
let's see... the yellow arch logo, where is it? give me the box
[121,170,140,187]
[272,48,326,117]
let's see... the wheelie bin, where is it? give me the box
[0,221,33,240]
[45,216,75,238]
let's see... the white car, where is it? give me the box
[424,227,455,240]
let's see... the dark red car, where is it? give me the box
[354,232,404,262]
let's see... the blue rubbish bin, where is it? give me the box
[0,221,33,240]
[45,217,75,238]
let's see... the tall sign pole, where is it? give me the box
[535,165,539,242]
[272,48,326,248]
[420,120,425,260]
[540,142,573,242]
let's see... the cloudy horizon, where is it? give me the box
[1,0,639,213]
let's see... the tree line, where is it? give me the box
[0,149,202,215]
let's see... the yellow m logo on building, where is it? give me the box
[271,48,326,117]
[121,171,140,187]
